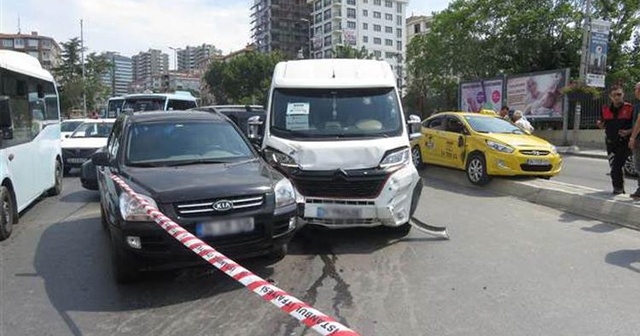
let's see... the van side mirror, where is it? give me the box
[248,115,264,146]
[91,152,111,167]
[407,114,422,141]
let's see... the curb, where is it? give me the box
[423,166,640,231]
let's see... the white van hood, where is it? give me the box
[266,136,408,170]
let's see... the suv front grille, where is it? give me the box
[175,194,264,217]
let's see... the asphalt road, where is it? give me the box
[555,155,640,193]
[3,172,640,335]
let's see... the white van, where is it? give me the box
[251,59,422,232]
[121,91,197,114]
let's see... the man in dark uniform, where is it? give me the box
[597,85,634,194]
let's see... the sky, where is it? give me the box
[0,0,450,68]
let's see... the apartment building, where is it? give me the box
[101,52,133,96]
[406,15,432,45]
[131,49,169,82]
[0,31,61,71]
[251,0,311,59]
[176,44,222,72]
[308,0,409,90]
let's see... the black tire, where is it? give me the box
[411,145,424,169]
[110,232,141,284]
[63,166,71,176]
[624,154,637,177]
[46,160,63,196]
[465,153,491,186]
[0,186,15,241]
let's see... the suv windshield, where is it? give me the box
[126,121,254,166]
[464,115,526,134]
[270,88,402,139]
[123,97,166,112]
[70,122,114,138]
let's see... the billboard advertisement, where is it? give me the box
[586,19,611,88]
[506,69,568,119]
[459,77,504,113]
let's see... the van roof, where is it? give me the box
[0,50,54,82]
[272,59,397,89]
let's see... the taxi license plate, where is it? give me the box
[317,207,361,219]
[196,218,255,238]
[526,159,548,166]
[67,158,87,164]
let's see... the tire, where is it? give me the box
[466,153,491,186]
[411,145,424,169]
[0,186,15,241]
[110,232,141,284]
[46,160,63,196]
[624,154,637,177]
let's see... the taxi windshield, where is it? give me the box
[464,115,526,134]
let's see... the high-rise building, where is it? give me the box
[251,0,311,59]
[176,44,221,72]
[131,49,169,82]
[406,15,432,45]
[0,31,61,71]
[307,0,408,90]
[101,52,133,97]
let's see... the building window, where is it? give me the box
[315,13,322,23]
[385,52,396,59]
[374,0,381,5]
[347,0,356,5]
[316,26,323,35]
[324,9,331,20]
[373,11,381,19]
[334,8,342,17]
[347,21,356,29]
[363,36,369,43]
[385,0,392,7]
[374,24,381,32]
[414,23,421,34]
[315,0,322,10]
[2,39,13,48]
[396,28,402,38]
[397,2,403,13]
[385,26,393,33]
[27,51,39,58]
[385,39,393,46]
[397,15,403,26]
[13,39,24,49]
[374,37,381,45]
[363,23,368,30]
[363,9,368,16]
[324,36,332,46]
[27,39,39,48]
[364,0,368,3]
[324,50,332,58]
[324,22,332,33]
[397,40,403,51]
[385,13,393,21]
[347,8,356,18]
[324,0,331,6]
[374,50,382,58]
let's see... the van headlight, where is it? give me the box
[486,140,514,153]
[265,148,299,169]
[274,178,296,209]
[379,148,410,169]
[119,192,157,222]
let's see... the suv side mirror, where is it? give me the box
[91,151,111,166]
[407,114,422,141]
[248,115,264,146]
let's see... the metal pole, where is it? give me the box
[578,0,591,81]
[81,19,87,116]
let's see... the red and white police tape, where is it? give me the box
[110,174,361,336]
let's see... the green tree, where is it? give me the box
[331,45,374,59]
[203,51,287,106]
[53,38,112,115]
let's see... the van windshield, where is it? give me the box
[270,88,402,139]
[122,97,167,112]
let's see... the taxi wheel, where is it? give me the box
[411,146,424,169]
[466,153,491,186]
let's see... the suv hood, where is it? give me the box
[121,159,281,203]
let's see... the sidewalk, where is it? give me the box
[556,146,607,160]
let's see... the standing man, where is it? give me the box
[498,105,511,121]
[627,82,640,198]
[597,85,634,195]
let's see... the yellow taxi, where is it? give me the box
[410,112,562,185]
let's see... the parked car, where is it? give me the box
[60,118,91,140]
[92,110,298,283]
[61,119,115,174]
[411,112,563,185]
[192,105,265,135]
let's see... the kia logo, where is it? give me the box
[213,200,233,211]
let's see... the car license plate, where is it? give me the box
[196,218,255,238]
[526,159,548,166]
[67,158,87,164]
[316,207,361,219]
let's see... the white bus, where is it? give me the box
[0,50,62,240]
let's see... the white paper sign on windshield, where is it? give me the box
[286,102,310,130]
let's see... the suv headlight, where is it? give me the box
[119,192,158,222]
[265,148,299,169]
[486,140,514,153]
[274,178,296,209]
[380,148,410,169]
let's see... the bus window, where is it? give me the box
[167,99,197,111]
[0,97,12,141]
